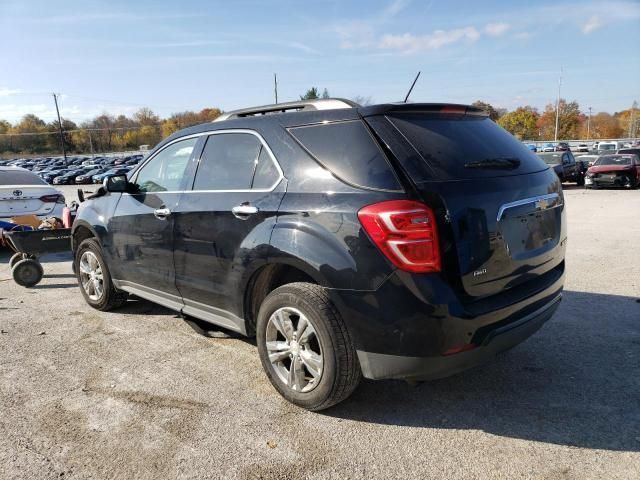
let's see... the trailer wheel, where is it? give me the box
[12,259,44,287]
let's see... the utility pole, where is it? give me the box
[52,93,67,164]
[88,129,94,157]
[554,67,562,143]
[274,73,278,104]
[629,101,637,140]
[587,107,592,140]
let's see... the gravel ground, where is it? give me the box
[1,185,639,479]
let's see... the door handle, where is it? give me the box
[154,207,171,219]
[232,204,259,219]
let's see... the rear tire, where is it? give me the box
[12,259,43,287]
[75,238,128,311]
[256,282,361,411]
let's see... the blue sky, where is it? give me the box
[1,0,638,123]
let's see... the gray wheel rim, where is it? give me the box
[266,307,323,393]
[79,251,104,301]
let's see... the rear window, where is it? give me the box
[0,170,47,185]
[387,115,547,180]
[288,120,401,191]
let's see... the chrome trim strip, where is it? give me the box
[496,193,561,222]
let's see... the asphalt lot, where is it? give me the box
[1,185,639,479]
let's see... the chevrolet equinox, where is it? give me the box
[72,99,566,410]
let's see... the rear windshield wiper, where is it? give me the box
[464,158,521,169]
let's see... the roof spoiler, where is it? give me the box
[214,98,359,122]
[358,103,488,117]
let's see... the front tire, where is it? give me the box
[75,238,127,311]
[256,282,361,411]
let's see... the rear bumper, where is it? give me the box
[329,260,565,381]
[357,293,561,380]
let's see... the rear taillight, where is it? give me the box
[358,200,441,273]
[39,194,65,204]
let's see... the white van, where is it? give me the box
[597,141,623,153]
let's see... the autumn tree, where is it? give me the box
[583,112,623,139]
[472,101,503,121]
[615,103,639,138]
[537,99,581,140]
[498,106,539,139]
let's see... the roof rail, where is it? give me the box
[213,98,359,122]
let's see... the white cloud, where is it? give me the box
[582,15,603,33]
[379,27,480,54]
[0,88,22,97]
[484,22,511,36]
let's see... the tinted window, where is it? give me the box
[193,133,261,190]
[135,137,197,192]
[289,120,400,190]
[388,115,547,179]
[252,146,280,189]
[0,170,47,185]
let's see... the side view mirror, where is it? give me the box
[103,174,130,193]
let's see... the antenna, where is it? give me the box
[403,71,421,103]
[274,73,278,104]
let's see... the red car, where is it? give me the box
[584,154,640,189]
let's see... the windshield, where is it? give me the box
[595,155,632,166]
[537,153,562,165]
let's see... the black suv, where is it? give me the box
[72,99,566,410]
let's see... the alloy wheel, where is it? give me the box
[79,251,104,301]
[265,307,324,393]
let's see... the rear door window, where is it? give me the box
[193,133,262,191]
[288,120,401,191]
[387,114,548,180]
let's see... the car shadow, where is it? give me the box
[323,290,640,453]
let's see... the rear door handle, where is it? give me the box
[154,207,171,219]
[232,204,258,219]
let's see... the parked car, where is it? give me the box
[597,141,621,154]
[0,166,65,222]
[585,154,640,189]
[618,147,640,158]
[42,169,72,184]
[92,167,132,184]
[53,168,92,185]
[537,151,583,185]
[542,143,555,152]
[71,100,566,410]
[575,143,590,152]
[555,142,570,151]
[75,168,106,184]
[526,144,537,152]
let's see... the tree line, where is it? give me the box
[0,107,222,156]
[472,100,638,142]
[0,91,637,156]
